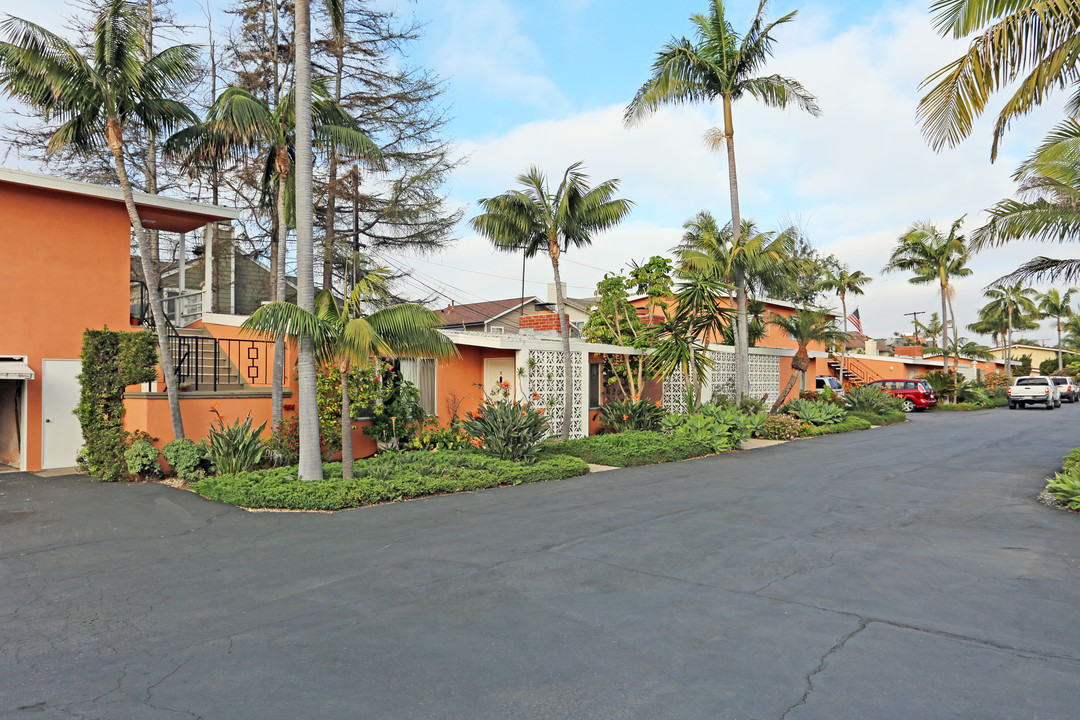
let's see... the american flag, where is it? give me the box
[847,308,863,335]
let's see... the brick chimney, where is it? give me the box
[519,312,569,335]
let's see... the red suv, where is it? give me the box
[866,379,938,412]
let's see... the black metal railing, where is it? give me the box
[132,281,282,392]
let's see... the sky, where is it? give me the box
[0,0,1072,343]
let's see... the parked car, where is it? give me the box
[815,375,844,396]
[1051,376,1079,403]
[1008,376,1061,409]
[866,379,937,412]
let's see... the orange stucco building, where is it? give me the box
[0,168,238,472]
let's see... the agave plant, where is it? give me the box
[843,385,904,415]
[781,398,846,425]
[1046,470,1080,510]
[207,414,268,475]
[462,400,549,462]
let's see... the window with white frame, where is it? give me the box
[398,358,437,415]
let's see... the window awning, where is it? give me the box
[0,359,34,380]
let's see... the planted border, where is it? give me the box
[538,430,713,467]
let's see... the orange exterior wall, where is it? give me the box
[0,182,132,471]
[434,346,515,425]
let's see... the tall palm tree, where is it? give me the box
[0,0,199,441]
[918,312,946,346]
[982,282,1041,377]
[242,269,457,479]
[1039,287,1075,369]
[918,0,1080,160]
[768,308,846,413]
[167,79,382,433]
[818,263,872,387]
[625,0,820,402]
[471,162,632,439]
[883,218,972,380]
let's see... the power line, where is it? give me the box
[405,253,595,292]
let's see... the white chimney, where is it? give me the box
[547,282,566,303]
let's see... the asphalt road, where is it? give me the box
[2,406,1079,719]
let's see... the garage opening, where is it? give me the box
[0,357,32,472]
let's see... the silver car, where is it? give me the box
[1052,376,1079,403]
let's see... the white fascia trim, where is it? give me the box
[0,167,241,220]
[439,329,638,355]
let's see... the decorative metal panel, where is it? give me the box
[525,349,585,439]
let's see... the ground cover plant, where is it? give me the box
[848,410,907,426]
[1045,448,1080,511]
[539,430,713,467]
[797,416,873,437]
[780,398,847,426]
[190,451,590,511]
[757,414,801,440]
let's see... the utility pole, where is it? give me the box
[904,311,924,344]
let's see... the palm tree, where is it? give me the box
[625,0,820,402]
[167,79,383,433]
[768,308,846,412]
[1039,288,1076,370]
[651,271,735,409]
[982,282,1041,377]
[918,0,1080,160]
[883,218,972,380]
[970,120,1080,284]
[918,312,945,347]
[241,269,457,479]
[0,0,198,441]
[818,263,872,388]
[471,162,632,439]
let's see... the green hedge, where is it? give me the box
[538,430,714,467]
[849,410,906,426]
[190,450,590,511]
[798,416,873,437]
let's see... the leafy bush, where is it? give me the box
[407,419,471,452]
[76,328,158,481]
[163,438,211,481]
[758,414,801,441]
[937,402,982,412]
[981,371,1010,390]
[268,415,300,466]
[461,399,549,461]
[1040,355,1080,376]
[363,379,426,448]
[124,439,162,479]
[190,451,590,511]
[780,398,846,425]
[659,403,751,452]
[799,416,873,436]
[1063,447,1080,474]
[539,430,713,466]
[844,385,904,415]
[800,389,844,406]
[207,414,267,475]
[1046,468,1080,510]
[920,370,959,398]
[743,411,769,437]
[598,397,666,432]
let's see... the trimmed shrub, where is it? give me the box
[163,438,211,481]
[799,416,872,437]
[849,410,906,426]
[539,430,713,467]
[124,439,162,479]
[189,451,590,511]
[758,414,801,441]
[937,402,982,412]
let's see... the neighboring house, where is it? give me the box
[0,168,239,472]
[987,344,1062,373]
[436,284,593,335]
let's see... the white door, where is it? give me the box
[483,358,515,402]
[42,359,83,469]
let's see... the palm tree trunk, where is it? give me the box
[272,178,287,432]
[1058,318,1064,371]
[723,95,747,403]
[340,359,353,479]
[294,0,323,481]
[771,352,807,413]
[940,281,950,384]
[1006,306,1014,378]
[106,122,184,441]
[948,293,960,403]
[839,293,847,388]
[549,242,573,440]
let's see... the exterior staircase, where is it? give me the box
[828,353,884,388]
[172,327,249,393]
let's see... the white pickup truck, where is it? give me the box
[1007,376,1061,409]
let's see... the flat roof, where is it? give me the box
[0,166,240,233]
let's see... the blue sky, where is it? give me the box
[1,0,1070,342]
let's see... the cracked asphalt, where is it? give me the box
[2,406,1079,719]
